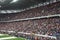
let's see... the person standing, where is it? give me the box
[35,36,38,40]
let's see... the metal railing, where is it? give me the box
[0,14,60,22]
[0,30,57,39]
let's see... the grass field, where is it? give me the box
[0,34,27,40]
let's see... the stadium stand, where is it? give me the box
[0,17,60,40]
[0,1,60,21]
[0,0,60,40]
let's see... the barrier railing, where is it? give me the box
[0,30,57,39]
[0,14,60,22]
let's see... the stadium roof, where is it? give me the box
[0,0,59,14]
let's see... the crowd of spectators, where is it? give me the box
[0,1,60,21]
[0,1,60,40]
[0,17,60,40]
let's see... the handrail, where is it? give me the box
[0,30,57,39]
[0,14,60,22]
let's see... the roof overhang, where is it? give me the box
[0,0,59,14]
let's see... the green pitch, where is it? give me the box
[0,34,27,40]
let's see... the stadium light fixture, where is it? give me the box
[10,0,18,3]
